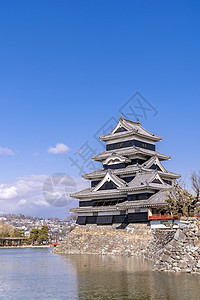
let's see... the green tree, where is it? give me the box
[37,225,49,244]
[2,232,10,237]
[13,228,25,237]
[27,228,39,245]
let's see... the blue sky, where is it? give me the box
[0,1,199,218]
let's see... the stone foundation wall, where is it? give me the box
[148,220,200,273]
[54,219,200,274]
[53,223,152,256]
[144,229,176,260]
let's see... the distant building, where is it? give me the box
[71,116,181,225]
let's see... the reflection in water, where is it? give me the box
[0,249,200,300]
[62,255,200,300]
[0,248,79,300]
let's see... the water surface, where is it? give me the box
[0,248,200,299]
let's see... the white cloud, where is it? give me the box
[47,143,69,154]
[0,146,14,156]
[18,199,27,206]
[0,185,17,199]
[0,174,89,218]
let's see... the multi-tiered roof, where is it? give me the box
[71,116,180,225]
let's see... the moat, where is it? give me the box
[0,248,200,300]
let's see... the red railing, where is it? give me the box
[50,242,59,248]
[148,213,200,221]
[148,214,172,221]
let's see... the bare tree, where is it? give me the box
[66,213,78,222]
[166,182,198,218]
[191,171,200,201]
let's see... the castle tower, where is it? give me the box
[70,116,181,225]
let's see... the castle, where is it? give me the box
[71,116,180,225]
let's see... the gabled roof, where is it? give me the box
[71,170,171,200]
[70,170,127,199]
[99,116,162,142]
[70,189,172,214]
[92,145,171,162]
[119,171,171,192]
[102,152,131,165]
[141,156,166,172]
[93,170,127,192]
[82,162,181,180]
[117,189,171,209]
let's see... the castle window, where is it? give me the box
[106,139,155,151]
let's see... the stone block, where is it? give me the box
[160,254,172,263]
[178,261,188,269]
[194,239,200,247]
[183,253,194,265]
[164,250,172,256]
[174,229,186,241]
[169,239,180,248]
[173,267,181,272]
[196,260,200,268]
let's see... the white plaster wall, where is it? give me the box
[128,208,148,213]
[98,211,120,216]
[79,213,93,216]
